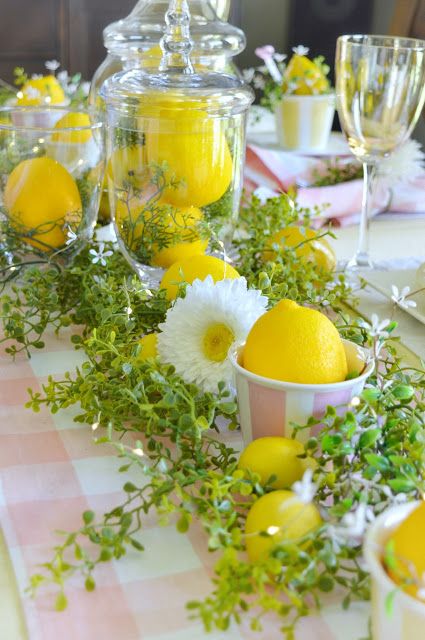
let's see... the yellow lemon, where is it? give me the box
[238,437,315,489]
[385,501,425,599]
[283,55,329,96]
[145,105,233,208]
[17,75,66,106]
[106,145,147,190]
[160,254,240,300]
[243,299,347,384]
[4,157,82,251]
[245,490,322,562]
[137,334,158,361]
[51,112,92,144]
[263,226,336,272]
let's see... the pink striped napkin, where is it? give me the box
[245,144,425,226]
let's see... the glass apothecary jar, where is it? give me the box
[101,70,253,283]
[0,106,104,268]
[90,0,244,109]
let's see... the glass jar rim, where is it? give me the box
[101,69,254,116]
[0,106,103,133]
[337,34,425,51]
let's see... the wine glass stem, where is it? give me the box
[353,161,377,268]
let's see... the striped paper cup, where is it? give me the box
[364,501,425,640]
[230,339,373,444]
[274,93,335,152]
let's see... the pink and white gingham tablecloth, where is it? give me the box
[0,327,370,640]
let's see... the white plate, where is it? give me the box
[365,268,425,325]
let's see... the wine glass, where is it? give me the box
[335,35,425,269]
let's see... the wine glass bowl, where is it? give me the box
[335,35,425,269]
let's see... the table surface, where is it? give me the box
[0,215,424,640]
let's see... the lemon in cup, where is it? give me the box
[243,299,347,384]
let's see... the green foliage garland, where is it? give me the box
[1,193,424,639]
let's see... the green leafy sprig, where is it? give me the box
[1,193,424,638]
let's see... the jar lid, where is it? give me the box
[101,68,254,116]
[104,0,245,59]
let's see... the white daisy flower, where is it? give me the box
[292,45,310,56]
[292,468,318,504]
[379,138,425,185]
[157,276,268,394]
[391,284,417,309]
[45,59,60,72]
[89,242,114,266]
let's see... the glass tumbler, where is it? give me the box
[0,106,104,271]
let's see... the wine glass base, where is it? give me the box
[346,253,374,271]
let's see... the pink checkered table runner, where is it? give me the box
[0,327,370,640]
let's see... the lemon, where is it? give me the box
[17,75,66,106]
[51,112,92,144]
[160,254,240,300]
[238,437,316,489]
[137,334,158,361]
[243,299,347,384]
[4,157,82,252]
[385,501,425,599]
[145,106,233,208]
[106,145,147,190]
[263,227,336,272]
[283,55,329,96]
[245,490,322,562]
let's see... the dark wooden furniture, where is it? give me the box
[0,0,135,82]
[389,0,425,39]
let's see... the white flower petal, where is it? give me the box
[157,277,267,394]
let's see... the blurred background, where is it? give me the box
[0,0,424,138]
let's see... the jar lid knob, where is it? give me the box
[159,0,194,74]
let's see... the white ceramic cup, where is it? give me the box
[230,338,373,445]
[274,93,335,152]
[363,501,425,640]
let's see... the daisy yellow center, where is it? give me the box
[202,323,235,363]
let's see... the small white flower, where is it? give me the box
[81,81,91,96]
[157,276,268,394]
[257,65,268,74]
[45,59,60,72]
[361,313,391,338]
[391,284,417,309]
[327,503,375,551]
[242,68,255,83]
[253,75,266,90]
[23,87,41,100]
[417,573,425,601]
[292,45,310,56]
[31,73,43,80]
[273,53,287,63]
[379,138,425,185]
[292,468,318,505]
[89,242,113,266]
[65,228,78,246]
[57,70,69,84]
[67,83,78,95]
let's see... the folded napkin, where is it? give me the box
[245,144,425,226]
